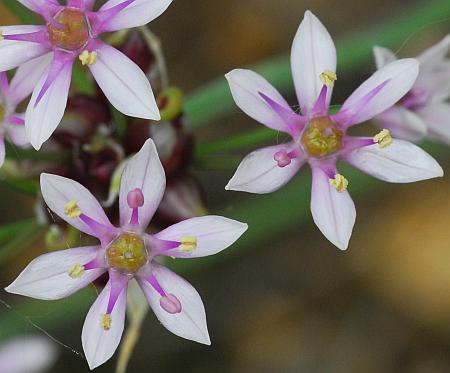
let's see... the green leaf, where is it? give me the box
[2,178,39,196]
[0,219,35,245]
[0,220,42,265]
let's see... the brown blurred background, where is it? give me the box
[1,0,450,372]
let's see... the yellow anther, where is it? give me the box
[68,263,85,279]
[179,236,197,252]
[0,32,3,41]
[329,174,348,193]
[101,314,112,331]
[373,129,393,148]
[79,50,97,66]
[64,200,81,218]
[320,70,337,87]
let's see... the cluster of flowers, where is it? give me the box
[0,0,448,370]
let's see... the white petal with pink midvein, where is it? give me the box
[418,103,450,145]
[341,58,419,126]
[291,10,336,115]
[89,43,160,120]
[225,69,294,133]
[373,46,397,69]
[9,53,52,105]
[82,281,127,370]
[40,173,114,237]
[0,26,49,71]
[375,106,427,142]
[119,138,166,229]
[5,246,104,300]
[155,216,248,258]
[310,166,356,250]
[344,139,443,183]
[25,58,72,150]
[138,263,210,345]
[99,0,173,32]
[226,143,304,194]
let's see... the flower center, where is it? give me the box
[300,116,343,158]
[47,8,90,51]
[106,233,148,274]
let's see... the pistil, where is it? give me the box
[301,116,343,158]
[47,8,90,51]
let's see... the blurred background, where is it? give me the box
[1,0,450,372]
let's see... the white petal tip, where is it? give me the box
[433,166,444,178]
[336,243,349,251]
[224,69,239,81]
[224,180,236,191]
[197,333,211,345]
[151,111,161,121]
[31,141,42,151]
[4,285,14,294]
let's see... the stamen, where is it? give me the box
[319,70,337,88]
[127,188,144,208]
[179,236,197,252]
[64,201,81,218]
[274,150,292,168]
[329,174,348,193]
[68,263,85,279]
[373,129,393,148]
[79,50,97,66]
[101,314,112,330]
[160,294,182,314]
[127,188,144,226]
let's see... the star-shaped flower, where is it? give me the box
[0,0,173,149]
[6,139,248,369]
[225,11,443,250]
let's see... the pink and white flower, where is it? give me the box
[0,0,172,150]
[5,138,248,370]
[373,35,450,143]
[0,55,52,166]
[225,11,443,250]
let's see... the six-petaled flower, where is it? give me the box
[6,139,248,369]
[0,0,174,149]
[225,11,443,250]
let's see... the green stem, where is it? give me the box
[5,142,71,163]
[0,219,35,244]
[195,128,276,158]
[0,220,42,265]
[3,0,39,23]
